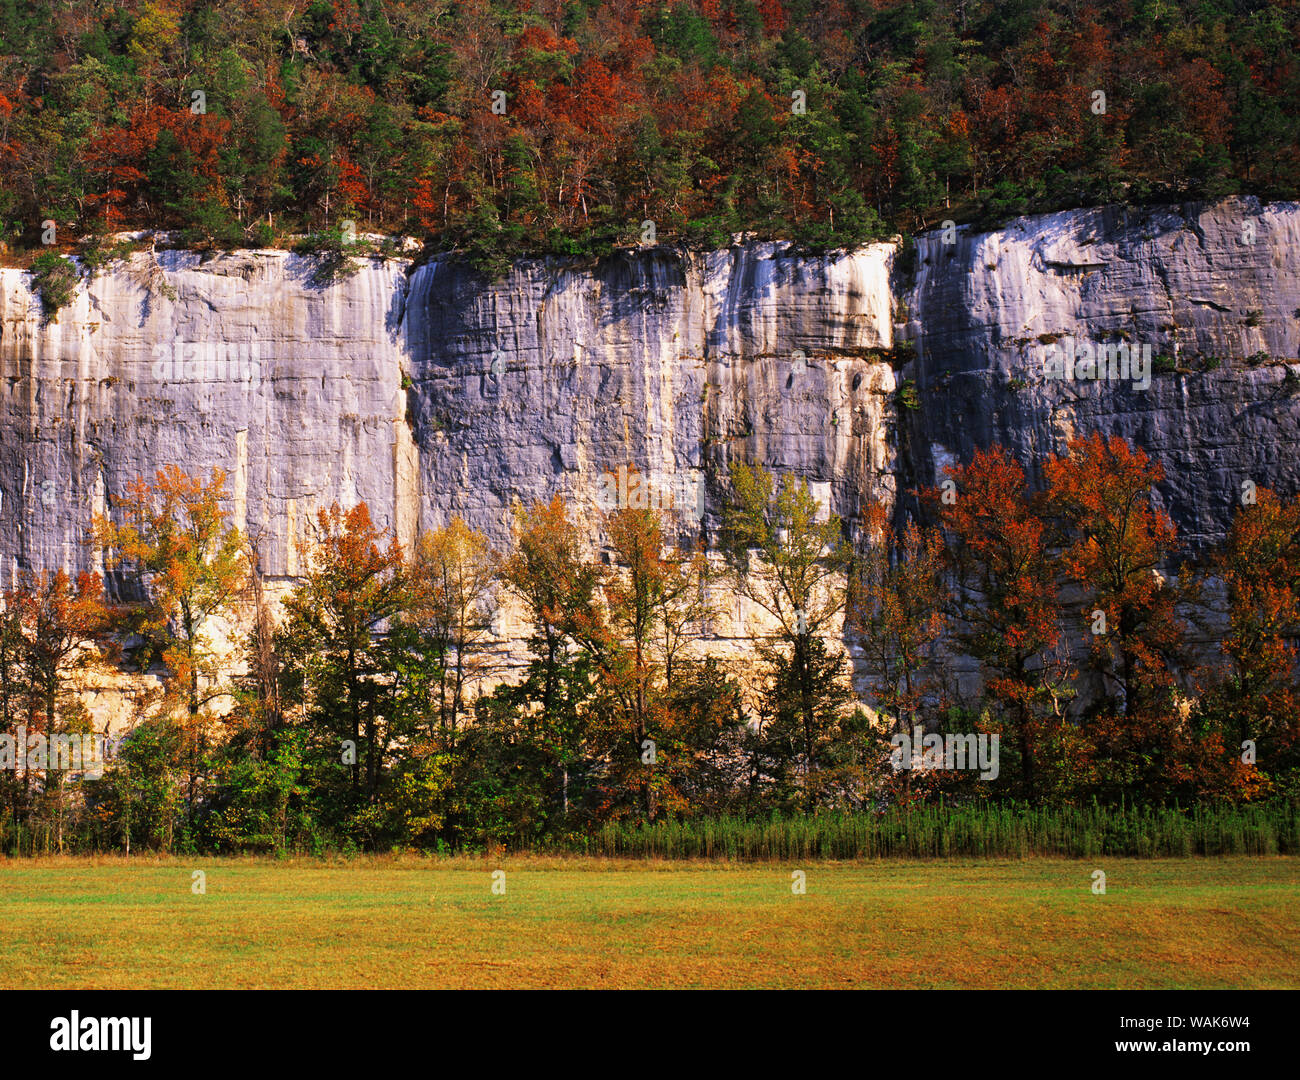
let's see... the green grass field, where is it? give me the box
[2,856,1296,989]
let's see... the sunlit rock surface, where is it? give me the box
[1,197,1297,723]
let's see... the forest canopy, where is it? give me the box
[1,0,1297,271]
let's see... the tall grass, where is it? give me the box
[5,801,1297,859]
[580,801,1300,860]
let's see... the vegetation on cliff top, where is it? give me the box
[0,0,1296,275]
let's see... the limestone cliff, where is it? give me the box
[1,196,1296,721]
[899,197,1300,546]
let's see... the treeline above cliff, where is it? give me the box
[1,0,1297,273]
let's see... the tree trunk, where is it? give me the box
[797,635,815,811]
[348,646,360,794]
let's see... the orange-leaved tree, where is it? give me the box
[930,446,1075,800]
[1045,434,1200,801]
[1202,487,1300,796]
[93,466,247,821]
[1045,434,1187,719]
[279,502,407,804]
[5,570,116,851]
[499,495,604,819]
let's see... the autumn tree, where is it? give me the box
[501,495,602,710]
[579,505,710,821]
[490,495,603,825]
[407,517,500,745]
[849,503,948,798]
[12,571,115,850]
[930,447,1074,800]
[231,534,283,758]
[1043,434,1201,800]
[278,503,407,827]
[0,571,114,851]
[93,466,247,823]
[1202,487,1300,794]
[721,463,851,808]
[853,504,947,723]
[1045,434,1188,718]
[0,600,23,849]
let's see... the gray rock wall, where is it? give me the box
[898,197,1300,547]
[1,197,1297,720]
[403,242,897,555]
[0,239,897,587]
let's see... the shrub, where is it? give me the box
[887,339,916,366]
[78,234,136,278]
[244,221,276,248]
[28,252,78,320]
[295,224,364,285]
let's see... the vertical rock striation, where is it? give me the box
[0,198,1297,716]
[899,197,1300,547]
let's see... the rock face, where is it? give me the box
[403,242,897,554]
[0,197,1297,718]
[0,249,413,583]
[898,197,1300,547]
[0,241,896,578]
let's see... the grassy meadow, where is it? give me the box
[1,855,1296,989]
